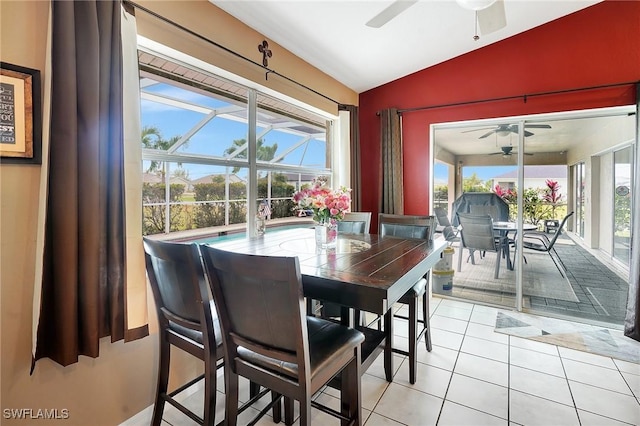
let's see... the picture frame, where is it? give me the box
[0,62,42,164]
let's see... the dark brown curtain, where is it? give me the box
[34,0,128,368]
[379,108,403,214]
[624,83,640,342]
[340,104,362,211]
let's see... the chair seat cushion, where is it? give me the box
[237,316,364,380]
[168,301,222,347]
[399,277,427,303]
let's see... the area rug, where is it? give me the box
[450,248,579,302]
[494,311,640,363]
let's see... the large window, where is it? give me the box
[139,51,333,236]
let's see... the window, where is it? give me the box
[139,52,333,236]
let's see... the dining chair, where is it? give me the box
[456,213,508,279]
[337,211,372,234]
[143,238,224,426]
[516,211,574,277]
[434,207,460,244]
[378,213,436,384]
[199,245,364,426]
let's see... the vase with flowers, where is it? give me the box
[292,177,351,248]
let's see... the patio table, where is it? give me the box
[493,221,537,270]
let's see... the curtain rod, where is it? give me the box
[392,81,639,115]
[123,0,341,106]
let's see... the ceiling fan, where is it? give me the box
[366,0,507,37]
[489,146,534,157]
[463,123,552,139]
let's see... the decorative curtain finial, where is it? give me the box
[258,40,272,67]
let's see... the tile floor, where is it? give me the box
[122,297,640,426]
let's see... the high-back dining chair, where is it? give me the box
[199,245,364,426]
[143,238,224,426]
[378,213,436,384]
[338,211,372,234]
[456,213,507,279]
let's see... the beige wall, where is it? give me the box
[0,1,356,424]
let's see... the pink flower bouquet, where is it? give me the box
[292,177,351,224]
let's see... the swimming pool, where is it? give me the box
[190,224,312,244]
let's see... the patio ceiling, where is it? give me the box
[433,107,636,162]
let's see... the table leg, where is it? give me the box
[384,311,393,382]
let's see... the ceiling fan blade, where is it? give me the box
[523,124,552,129]
[479,131,496,139]
[462,126,496,133]
[478,0,506,35]
[365,0,418,28]
[488,152,503,155]
[524,130,534,137]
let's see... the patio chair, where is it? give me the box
[456,213,508,279]
[199,245,364,426]
[142,238,224,426]
[434,207,460,244]
[378,213,436,384]
[516,211,574,278]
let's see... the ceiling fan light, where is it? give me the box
[455,0,497,11]
[496,129,511,136]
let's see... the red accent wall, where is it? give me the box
[359,0,639,227]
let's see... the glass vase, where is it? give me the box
[315,219,338,249]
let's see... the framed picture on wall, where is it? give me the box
[0,62,41,164]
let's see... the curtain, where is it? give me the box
[33,0,138,369]
[379,108,403,214]
[339,105,361,211]
[624,83,640,342]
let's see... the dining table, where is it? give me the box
[206,227,447,383]
[492,221,538,270]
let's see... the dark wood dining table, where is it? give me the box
[206,227,447,382]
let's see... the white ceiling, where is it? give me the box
[211,0,602,93]
[209,0,634,160]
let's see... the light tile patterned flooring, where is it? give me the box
[122,298,640,426]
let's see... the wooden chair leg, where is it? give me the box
[284,397,294,425]
[203,357,217,426]
[422,292,432,352]
[341,349,362,426]
[408,296,418,384]
[271,391,282,424]
[151,336,170,426]
[225,370,240,426]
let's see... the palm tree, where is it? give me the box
[141,125,182,177]
[224,138,278,173]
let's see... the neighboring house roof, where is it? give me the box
[190,174,244,185]
[492,165,567,180]
[142,173,191,186]
[280,172,320,182]
[142,173,162,183]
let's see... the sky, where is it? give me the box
[141,81,327,181]
[142,80,523,187]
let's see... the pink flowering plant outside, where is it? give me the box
[292,177,351,224]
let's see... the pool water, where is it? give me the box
[192,224,311,244]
